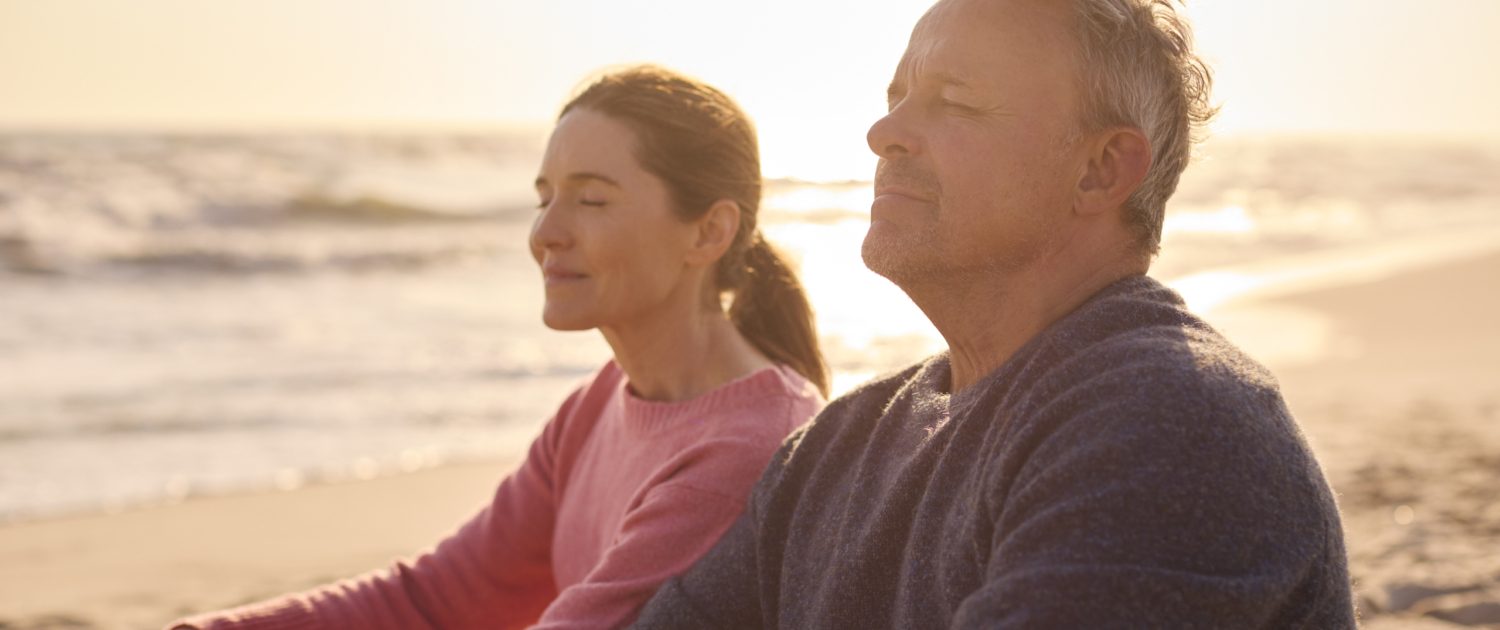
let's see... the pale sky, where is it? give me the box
[2,0,1498,180]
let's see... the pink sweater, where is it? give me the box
[172,361,822,630]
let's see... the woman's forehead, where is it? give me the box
[540,110,640,178]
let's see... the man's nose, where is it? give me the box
[867,106,919,160]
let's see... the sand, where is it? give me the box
[1231,251,1500,628]
[3,252,1498,629]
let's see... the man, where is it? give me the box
[632,0,1355,627]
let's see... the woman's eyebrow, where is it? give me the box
[534,172,622,188]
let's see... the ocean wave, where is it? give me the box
[0,131,545,275]
[107,246,485,274]
[0,363,598,445]
[0,207,546,276]
[0,232,506,276]
[284,193,516,224]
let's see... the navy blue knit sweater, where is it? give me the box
[632,275,1354,628]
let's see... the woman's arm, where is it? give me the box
[530,482,747,630]
[169,389,589,630]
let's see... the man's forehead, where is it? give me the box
[895,0,1075,87]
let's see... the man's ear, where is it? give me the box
[685,199,742,267]
[1075,127,1152,217]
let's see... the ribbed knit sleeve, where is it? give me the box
[532,483,746,630]
[169,387,589,630]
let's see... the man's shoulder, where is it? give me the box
[979,281,1335,526]
[1024,276,1282,407]
[963,277,1303,463]
[820,354,942,420]
[770,355,941,459]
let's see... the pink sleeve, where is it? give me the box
[528,439,774,630]
[170,391,586,630]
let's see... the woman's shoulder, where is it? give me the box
[567,359,628,402]
[719,363,824,425]
[541,360,628,435]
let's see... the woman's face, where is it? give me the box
[530,108,703,332]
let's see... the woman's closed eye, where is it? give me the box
[535,197,607,209]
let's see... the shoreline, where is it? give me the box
[1172,225,1500,374]
[1167,222,1500,315]
[0,453,517,529]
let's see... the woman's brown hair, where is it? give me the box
[561,65,829,396]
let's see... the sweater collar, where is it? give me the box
[935,274,1174,414]
[616,363,800,434]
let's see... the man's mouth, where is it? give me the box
[873,184,935,204]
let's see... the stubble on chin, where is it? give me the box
[867,159,948,286]
[861,220,947,289]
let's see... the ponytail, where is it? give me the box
[729,233,829,397]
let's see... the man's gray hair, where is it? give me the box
[1071,0,1216,255]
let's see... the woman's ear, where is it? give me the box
[685,199,742,267]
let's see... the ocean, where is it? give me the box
[3,131,1498,523]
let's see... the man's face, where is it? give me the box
[863,0,1088,288]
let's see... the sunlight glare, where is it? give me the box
[1161,205,1257,237]
[765,220,944,357]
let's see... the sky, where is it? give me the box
[2,0,1498,180]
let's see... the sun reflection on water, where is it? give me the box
[762,197,945,397]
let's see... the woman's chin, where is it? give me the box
[540,308,595,332]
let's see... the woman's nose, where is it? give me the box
[529,203,571,258]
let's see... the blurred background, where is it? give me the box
[1,1,1498,627]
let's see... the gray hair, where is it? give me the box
[1070,0,1216,255]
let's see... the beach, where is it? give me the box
[1255,252,1500,628]
[0,246,1494,629]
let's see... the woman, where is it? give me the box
[172,66,828,629]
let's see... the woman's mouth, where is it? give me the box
[542,266,588,287]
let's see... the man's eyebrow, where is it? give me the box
[534,172,622,188]
[888,71,974,98]
[932,71,973,88]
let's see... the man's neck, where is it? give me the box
[907,254,1147,394]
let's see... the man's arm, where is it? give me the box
[628,509,764,629]
[951,370,1351,628]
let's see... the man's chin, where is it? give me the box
[861,229,926,285]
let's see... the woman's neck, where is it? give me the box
[600,299,772,402]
